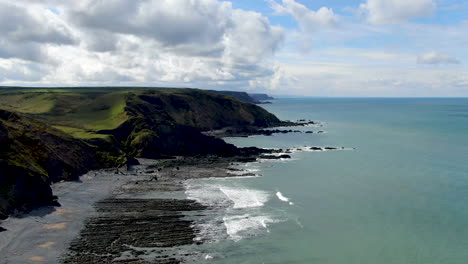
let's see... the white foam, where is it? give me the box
[276,191,294,205]
[220,187,269,209]
[185,181,231,207]
[223,214,276,241]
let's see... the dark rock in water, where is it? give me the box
[305,131,314,134]
[236,157,257,163]
[207,126,305,138]
[310,147,323,151]
[0,227,6,232]
[324,147,338,150]
[260,154,291,159]
[317,131,324,133]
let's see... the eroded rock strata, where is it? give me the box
[61,157,251,264]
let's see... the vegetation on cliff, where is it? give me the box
[0,109,100,219]
[0,87,281,218]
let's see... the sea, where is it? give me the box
[183,98,468,264]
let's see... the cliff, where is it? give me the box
[0,109,99,219]
[207,90,261,104]
[249,93,274,101]
[0,88,283,218]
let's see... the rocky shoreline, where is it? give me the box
[62,156,267,264]
[1,155,264,264]
[203,120,323,138]
[0,145,353,264]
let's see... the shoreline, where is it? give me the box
[0,169,132,264]
[0,156,261,264]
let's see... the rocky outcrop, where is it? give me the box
[98,90,282,158]
[0,88,286,218]
[0,110,101,219]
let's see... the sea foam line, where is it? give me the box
[223,214,277,241]
[220,187,269,209]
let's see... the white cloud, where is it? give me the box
[0,2,76,62]
[279,62,468,97]
[0,0,285,90]
[359,0,436,24]
[270,0,338,29]
[269,0,338,51]
[417,51,461,65]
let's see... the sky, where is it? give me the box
[0,0,467,97]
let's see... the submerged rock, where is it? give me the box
[260,154,291,159]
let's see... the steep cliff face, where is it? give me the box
[0,110,99,219]
[130,89,281,130]
[0,88,283,217]
[101,90,276,158]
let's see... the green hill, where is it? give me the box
[0,87,283,218]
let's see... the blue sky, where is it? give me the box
[1,0,467,96]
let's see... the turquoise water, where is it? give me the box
[186,98,468,264]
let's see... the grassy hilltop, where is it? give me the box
[0,87,279,140]
[0,87,281,218]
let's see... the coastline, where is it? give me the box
[0,155,268,264]
[0,169,131,264]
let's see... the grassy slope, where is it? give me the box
[0,87,282,217]
[0,88,128,140]
[0,87,280,140]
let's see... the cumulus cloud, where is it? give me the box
[270,0,338,29]
[359,0,436,24]
[417,51,461,65]
[0,2,76,62]
[0,0,285,90]
[269,0,338,51]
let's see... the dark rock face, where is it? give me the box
[101,90,282,159]
[260,154,291,160]
[0,110,99,218]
